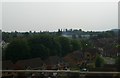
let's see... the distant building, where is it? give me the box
[61,29,97,39]
[81,34,90,39]
[62,34,72,38]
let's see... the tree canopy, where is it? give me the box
[95,55,105,68]
[5,38,30,63]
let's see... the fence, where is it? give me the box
[1,70,120,78]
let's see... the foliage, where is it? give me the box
[97,31,115,38]
[3,32,102,62]
[115,56,120,71]
[28,34,61,59]
[5,38,30,63]
[95,55,105,68]
[79,39,94,52]
[71,39,81,51]
[57,36,72,56]
[3,30,116,63]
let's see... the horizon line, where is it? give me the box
[1,28,119,33]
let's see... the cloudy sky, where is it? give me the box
[2,0,118,32]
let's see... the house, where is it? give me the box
[44,56,64,70]
[15,58,43,70]
[2,60,14,70]
[2,60,17,77]
[63,48,99,68]
[63,51,84,66]
[2,58,43,77]
[92,38,118,57]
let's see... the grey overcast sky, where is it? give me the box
[2,2,118,32]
